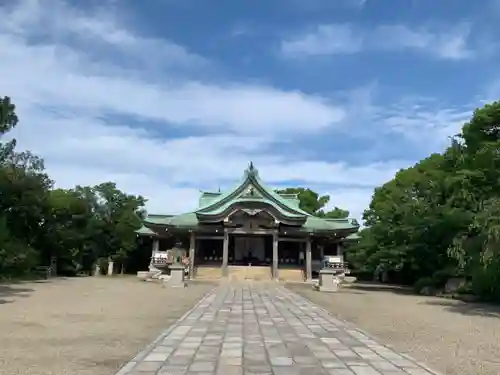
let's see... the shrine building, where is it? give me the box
[136,163,359,281]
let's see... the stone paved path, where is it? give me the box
[116,283,441,375]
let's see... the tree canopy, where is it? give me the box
[0,96,146,278]
[349,101,500,301]
[275,187,350,218]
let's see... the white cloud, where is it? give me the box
[0,34,344,136]
[483,77,500,102]
[323,187,374,223]
[0,0,466,225]
[282,24,362,57]
[375,99,474,151]
[281,23,477,60]
[373,24,474,60]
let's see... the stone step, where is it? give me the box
[228,266,271,281]
[195,266,222,279]
[278,268,304,282]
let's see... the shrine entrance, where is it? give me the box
[229,234,272,266]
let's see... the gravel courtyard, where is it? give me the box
[0,276,215,375]
[287,282,500,375]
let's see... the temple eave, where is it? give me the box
[140,222,357,236]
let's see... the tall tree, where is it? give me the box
[350,101,500,300]
[276,187,330,215]
[276,187,349,218]
[318,206,350,218]
[0,95,147,278]
[0,96,19,164]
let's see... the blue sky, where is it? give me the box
[1,0,499,222]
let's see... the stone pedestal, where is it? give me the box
[318,268,340,292]
[107,261,114,276]
[94,264,101,276]
[167,264,185,287]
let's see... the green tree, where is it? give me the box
[0,96,18,157]
[0,95,147,278]
[90,182,146,273]
[318,206,349,218]
[351,101,500,299]
[446,102,500,300]
[276,187,349,218]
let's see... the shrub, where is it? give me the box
[413,277,434,293]
[431,268,456,289]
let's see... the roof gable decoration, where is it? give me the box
[223,207,279,224]
[238,184,263,199]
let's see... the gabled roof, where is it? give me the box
[143,214,174,225]
[135,225,158,236]
[345,232,360,241]
[141,163,360,234]
[303,217,359,233]
[198,192,222,208]
[195,162,309,220]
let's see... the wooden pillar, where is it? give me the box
[272,232,279,280]
[306,236,312,281]
[222,230,229,277]
[189,231,195,279]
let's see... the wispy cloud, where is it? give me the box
[0,0,477,223]
[376,100,473,150]
[0,0,389,221]
[373,24,474,60]
[281,23,478,60]
[283,0,368,12]
[282,24,363,56]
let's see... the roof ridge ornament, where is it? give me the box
[245,161,259,178]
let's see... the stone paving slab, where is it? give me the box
[115,282,442,375]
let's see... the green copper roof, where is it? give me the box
[162,213,197,228]
[135,225,157,235]
[199,190,301,210]
[303,217,358,232]
[199,198,305,219]
[143,214,174,225]
[345,232,360,240]
[144,213,358,232]
[198,192,222,208]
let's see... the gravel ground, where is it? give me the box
[287,282,500,375]
[0,276,215,375]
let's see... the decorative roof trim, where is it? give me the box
[196,201,307,226]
